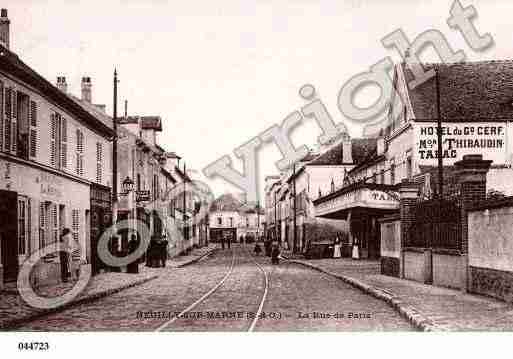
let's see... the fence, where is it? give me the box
[407,199,461,250]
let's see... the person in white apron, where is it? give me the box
[333,236,342,258]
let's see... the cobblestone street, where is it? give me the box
[13,244,414,331]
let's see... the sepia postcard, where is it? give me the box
[0,0,512,356]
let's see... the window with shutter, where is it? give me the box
[72,209,79,242]
[39,202,46,249]
[4,87,11,152]
[60,117,67,168]
[0,81,3,151]
[96,141,103,183]
[50,113,57,166]
[75,129,85,176]
[29,100,37,159]
[11,88,17,155]
[51,203,58,244]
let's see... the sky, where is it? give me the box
[5,0,513,201]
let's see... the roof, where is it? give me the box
[140,116,162,131]
[402,60,513,121]
[209,193,243,212]
[68,94,113,130]
[0,44,115,137]
[308,138,377,166]
[174,166,192,182]
[160,167,177,183]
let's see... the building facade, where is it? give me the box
[0,9,115,287]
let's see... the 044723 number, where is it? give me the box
[18,342,50,351]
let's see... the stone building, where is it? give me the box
[313,59,513,266]
[0,8,115,287]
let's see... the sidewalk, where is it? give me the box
[0,245,216,330]
[287,257,513,331]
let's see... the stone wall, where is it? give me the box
[468,197,513,301]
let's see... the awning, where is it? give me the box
[314,183,399,219]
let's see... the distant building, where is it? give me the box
[208,193,263,243]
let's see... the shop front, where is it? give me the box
[314,183,399,259]
[0,157,90,286]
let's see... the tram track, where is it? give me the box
[155,245,269,332]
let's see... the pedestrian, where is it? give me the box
[227,234,231,249]
[264,238,271,257]
[220,234,225,250]
[59,228,72,282]
[127,234,140,274]
[254,242,262,256]
[333,235,341,259]
[271,241,280,265]
[160,238,168,267]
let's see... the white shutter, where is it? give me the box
[96,141,102,183]
[4,87,11,152]
[60,117,67,168]
[75,129,85,177]
[39,202,45,249]
[50,113,57,167]
[0,81,3,151]
[11,88,17,155]
[29,100,37,159]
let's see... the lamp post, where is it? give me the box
[121,176,135,238]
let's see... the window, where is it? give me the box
[137,173,141,192]
[50,112,66,169]
[229,217,233,227]
[331,178,335,193]
[380,169,385,184]
[17,197,29,255]
[96,142,103,183]
[390,160,396,185]
[72,209,80,242]
[217,217,222,226]
[3,86,14,154]
[16,91,29,159]
[406,155,412,180]
[29,100,37,159]
[246,217,249,227]
[75,129,84,176]
[39,202,46,249]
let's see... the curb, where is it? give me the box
[288,259,444,332]
[177,248,217,268]
[1,274,159,330]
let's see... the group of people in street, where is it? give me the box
[254,237,281,265]
[58,228,170,283]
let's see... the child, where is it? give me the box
[254,242,262,255]
[271,241,280,265]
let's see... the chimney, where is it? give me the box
[0,9,10,49]
[56,76,67,93]
[342,134,352,164]
[81,76,92,103]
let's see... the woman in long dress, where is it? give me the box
[333,236,342,259]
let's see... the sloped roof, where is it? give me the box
[209,193,243,212]
[174,166,192,182]
[0,44,114,137]
[402,60,513,121]
[308,138,377,166]
[68,94,113,130]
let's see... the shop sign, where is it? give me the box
[315,188,399,216]
[414,122,508,166]
[38,172,63,199]
[136,190,151,202]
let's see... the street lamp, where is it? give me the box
[122,176,135,195]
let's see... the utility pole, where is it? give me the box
[293,163,297,253]
[274,190,277,242]
[434,66,442,284]
[436,67,443,198]
[183,162,187,241]
[112,69,119,238]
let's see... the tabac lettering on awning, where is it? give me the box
[315,188,399,216]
